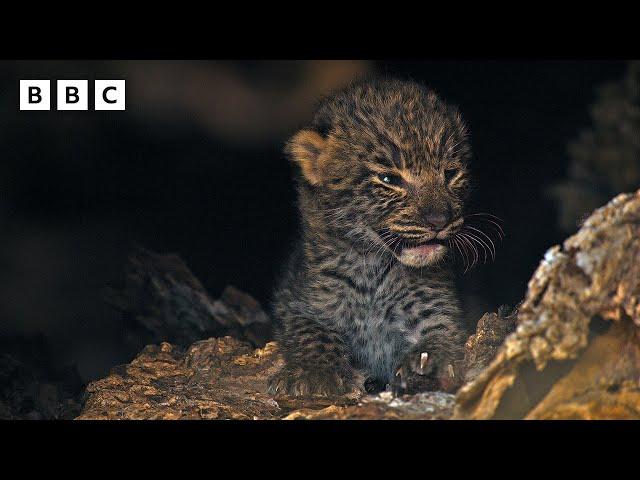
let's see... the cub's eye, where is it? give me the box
[378,173,403,186]
[444,168,458,184]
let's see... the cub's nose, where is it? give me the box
[426,213,448,230]
[420,207,451,231]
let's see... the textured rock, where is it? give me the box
[79,337,284,420]
[462,306,518,384]
[455,190,640,419]
[104,247,272,349]
[78,336,453,420]
[283,391,455,420]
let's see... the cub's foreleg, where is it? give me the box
[268,316,363,397]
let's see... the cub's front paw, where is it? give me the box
[267,365,363,397]
[391,348,462,396]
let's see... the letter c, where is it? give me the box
[102,86,117,104]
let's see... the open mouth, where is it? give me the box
[380,233,447,257]
[400,239,446,256]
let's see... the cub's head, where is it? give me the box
[286,79,472,268]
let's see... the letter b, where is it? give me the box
[20,80,51,110]
[57,80,88,110]
[67,87,79,103]
[29,87,42,103]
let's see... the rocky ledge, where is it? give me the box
[78,336,456,420]
[79,190,640,420]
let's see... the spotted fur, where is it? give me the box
[268,79,471,396]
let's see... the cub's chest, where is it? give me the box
[345,285,415,381]
[341,273,415,337]
[321,263,433,340]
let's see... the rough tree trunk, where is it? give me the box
[79,190,640,420]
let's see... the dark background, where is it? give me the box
[0,60,630,383]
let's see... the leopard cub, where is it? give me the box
[268,78,474,397]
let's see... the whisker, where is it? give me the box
[457,233,478,271]
[467,230,494,260]
[472,232,493,263]
[458,236,472,273]
[460,232,487,264]
[464,226,496,261]
[465,212,504,233]
[465,218,504,240]
[453,237,469,273]
[466,212,504,222]
[460,237,474,274]
[453,237,466,272]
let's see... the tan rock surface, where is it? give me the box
[455,190,640,419]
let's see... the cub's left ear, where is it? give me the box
[285,129,327,185]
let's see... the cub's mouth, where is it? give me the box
[378,232,449,268]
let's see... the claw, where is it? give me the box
[420,352,429,371]
[447,364,455,378]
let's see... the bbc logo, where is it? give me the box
[20,80,126,111]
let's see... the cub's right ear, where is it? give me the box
[285,129,327,185]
